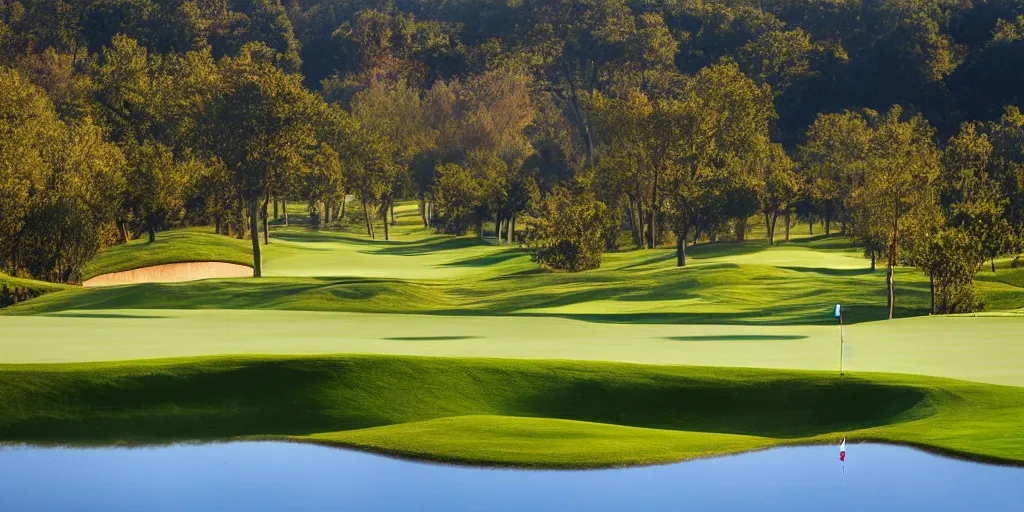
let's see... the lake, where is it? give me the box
[0,442,1020,511]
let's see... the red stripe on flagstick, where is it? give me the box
[840,451,845,462]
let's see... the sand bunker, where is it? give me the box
[83,262,253,288]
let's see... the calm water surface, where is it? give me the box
[0,442,1020,511]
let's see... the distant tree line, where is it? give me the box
[1,0,1022,316]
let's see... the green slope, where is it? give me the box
[0,272,72,308]
[2,355,1021,467]
[81,229,254,280]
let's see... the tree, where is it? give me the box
[433,162,481,235]
[199,44,316,276]
[941,123,1017,272]
[0,67,124,282]
[590,90,661,249]
[123,140,185,242]
[524,182,607,272]
[0,67,58,270]
[987,107,1024,240]
[518,0,636,166]
[739,29,815,95]
[302,143,345,227]
[350,78,433,240]
[661,61,775,266]
[907,227,982,314]
[798,111,872,235]
[759,143,799,245]
[850,107,942,319]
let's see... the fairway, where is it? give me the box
[2,202,1023,467]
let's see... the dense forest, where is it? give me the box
[1,0,1023,316]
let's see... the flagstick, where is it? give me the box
[839,315,845,377]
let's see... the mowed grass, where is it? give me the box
[10,210,1024,324]
[1,355,1021,468]
[2,310,1023,387]
[32,201,1021,325]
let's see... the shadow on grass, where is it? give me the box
[364,237,488,256]
[442,250,528,268]
[383,336,480,341]
[663,335,809,341]
[779,266,876,277]
[41,312,169,319]
[510,303,931,326]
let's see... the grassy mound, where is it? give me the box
[0,272,71,308]
[2,355,1021,467]
[81,229,253,280]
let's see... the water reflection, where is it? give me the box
[0,442,1020,511]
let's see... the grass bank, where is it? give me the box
[81,229,253,280]
[0,272,72,308]
[2,355,1021,468]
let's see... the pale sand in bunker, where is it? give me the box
[82,262,253,287]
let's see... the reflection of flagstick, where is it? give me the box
[839,437,847,483]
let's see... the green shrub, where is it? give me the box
[524,184,608,272]
[0,283,44,308]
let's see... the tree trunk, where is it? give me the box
[362,199,374,239]
[886,263,895,319]
[147,224,156,244]
[508,213,515,244]
[382,209,390,241]
[118,220,129,243]
[825,216,831,235]
[736,218,747,241]
[249,197,262,277]
[808,220,813,235]
[770,214,778,246]
[421,195,428,227]
[871,251,876,271]
[340,196,347,220]
[991,257,996,273]
[785,213,791,241]
[675,226,689,267]
[215,215,221,235]
[626,198,638,248]
[262,193,270,245]
[496,214,503,241]
[273,196,278,220]
[636,198,646,249]
[929,274,935,314]
[283,199,289,226]
[648,177,658,249]
[390,202,396,225]
[764,214,773,246]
